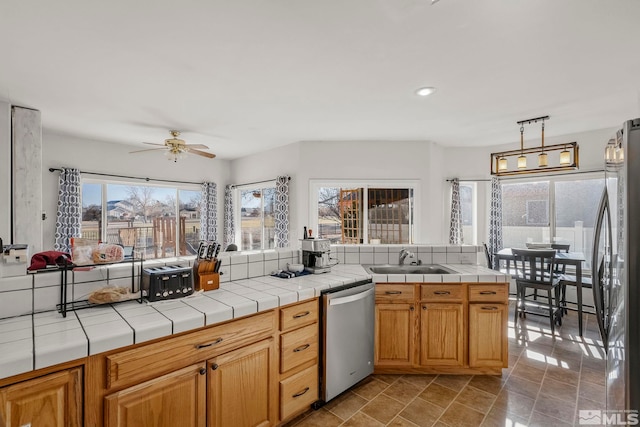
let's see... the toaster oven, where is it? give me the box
[141,264,194,302]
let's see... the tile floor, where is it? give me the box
[286,302,606,427]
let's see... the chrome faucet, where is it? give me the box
[399,248,415,265]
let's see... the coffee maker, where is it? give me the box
[301,238,332,274]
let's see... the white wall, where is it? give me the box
[230,140,446,244]
[41,131,232,248]
[0,101,10,243]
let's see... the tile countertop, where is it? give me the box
[0,264,508,381]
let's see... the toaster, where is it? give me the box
[141,264,194,302]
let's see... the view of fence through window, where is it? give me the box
[317,187,413,244]
[239,187,275,250]
[501,177,604,269]
[81,182,201,260]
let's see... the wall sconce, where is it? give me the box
[490,115,580,176]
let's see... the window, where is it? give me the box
[81,181,201,260]
[459,182,476,245]
[311,180,417,244]
[501,175,604,268]
[238,185,276,250]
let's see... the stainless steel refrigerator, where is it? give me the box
[593,118,640,414]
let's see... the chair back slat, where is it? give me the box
[512,249,558,285]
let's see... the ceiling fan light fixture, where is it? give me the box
[415,87,436,97]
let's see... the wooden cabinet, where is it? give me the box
[419,303,464,366]
[468,283,508,368]
[374,303,416,367]
[374,281,509,375]
[208,338,277,427]
[278,299,319,424]
[0,367,82,427]
[104,364,206,427]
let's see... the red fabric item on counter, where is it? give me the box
[27,251,72,271]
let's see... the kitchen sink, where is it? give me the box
[362,264,456,275]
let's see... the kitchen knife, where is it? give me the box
[213,242,221,258]
[205,242,215,260]
[197,242,207,259]
[213,258,221,273]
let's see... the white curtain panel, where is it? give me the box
[54,168,82,253]
[274,176,290,248]
[200,182,217,242]
[448,178,463,245]
[488,176,504,256]
[223,184,235,249]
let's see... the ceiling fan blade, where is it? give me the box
[142,142,165,146]
[184,144,209,150]
[187,148,216,159]
[130,147,167,154]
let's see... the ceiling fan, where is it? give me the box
[130,130,216,162]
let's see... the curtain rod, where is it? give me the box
[446,169,605,182]
[230,176,291,188]
[48,168,204,185]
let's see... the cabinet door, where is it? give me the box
[0,367,82,427]
[374,303,415,367]
[419,303,464,366]
[104,364,206,427]
[208,338,277,427]
[469,304,508,368]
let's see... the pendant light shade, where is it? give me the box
[490,115,579,176]
[559,146,571,165]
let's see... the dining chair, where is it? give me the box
[483,242,494,269]
[512,248,563,334]
[551,243,571,313]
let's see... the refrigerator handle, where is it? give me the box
[592,187,610,349]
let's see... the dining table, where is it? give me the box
[493,247,587,336]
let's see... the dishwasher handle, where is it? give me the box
[328,287,374,306]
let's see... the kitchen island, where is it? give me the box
[0,256,508,426]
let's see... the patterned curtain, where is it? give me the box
[448,178,463,244]
[223,185,235,249]
[488,176,504,257]
[54,168,82,253]
[274,176,290,248]
[200,182,217,241]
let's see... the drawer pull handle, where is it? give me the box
[196,337,223,349]
[482,306,499,311]
[292,387,310,398]
[293,311,310,319]
[199,368,207,375]
[293,344,310,353]
[385,291,402,295]
[479,291,497,295]
[434,291,450,295]
[211,363,219,370]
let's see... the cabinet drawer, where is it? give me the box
[280,299,319,332]
[280,323,319,373]
[421,284,464,302]
[469,284,508,303]
[106,310,276,390]
[375,284,415,303]
[280,364,318,421]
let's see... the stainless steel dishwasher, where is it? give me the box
[319,280,375,403]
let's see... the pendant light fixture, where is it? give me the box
[517,124,527,169]
[490,115,580,176]
[538,118,548,167]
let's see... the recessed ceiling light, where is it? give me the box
[415,87,436,97]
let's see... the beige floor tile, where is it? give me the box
[324,391,368,420]
[401,374,437,389]
[432,374,472,392]
[529,410,573,427]
[387,416,421,427]
[454,385,497,414]
[578,379,606,402]
[501,374,542,400]
[399,398,443,427]
[383,378,425,404]
[350,377,389,400]
[418,382,459,408]
[580,365,606,386]
[468,375,507,396]
[360,393,406,425]
[480,405,529,427]
[341,411,384,427]
[540,375,578,403]
[533,394,576,424]
[491,388,536,420]
[438,401,485,427]
[293,408,343,427]
[544,364,580,387]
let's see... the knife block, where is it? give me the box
[198,273,219,291]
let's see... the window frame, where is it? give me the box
[308,179,420,244]
[80,177,202,259]
[232,181,277,250]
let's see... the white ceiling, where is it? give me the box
[2,0,639,159]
